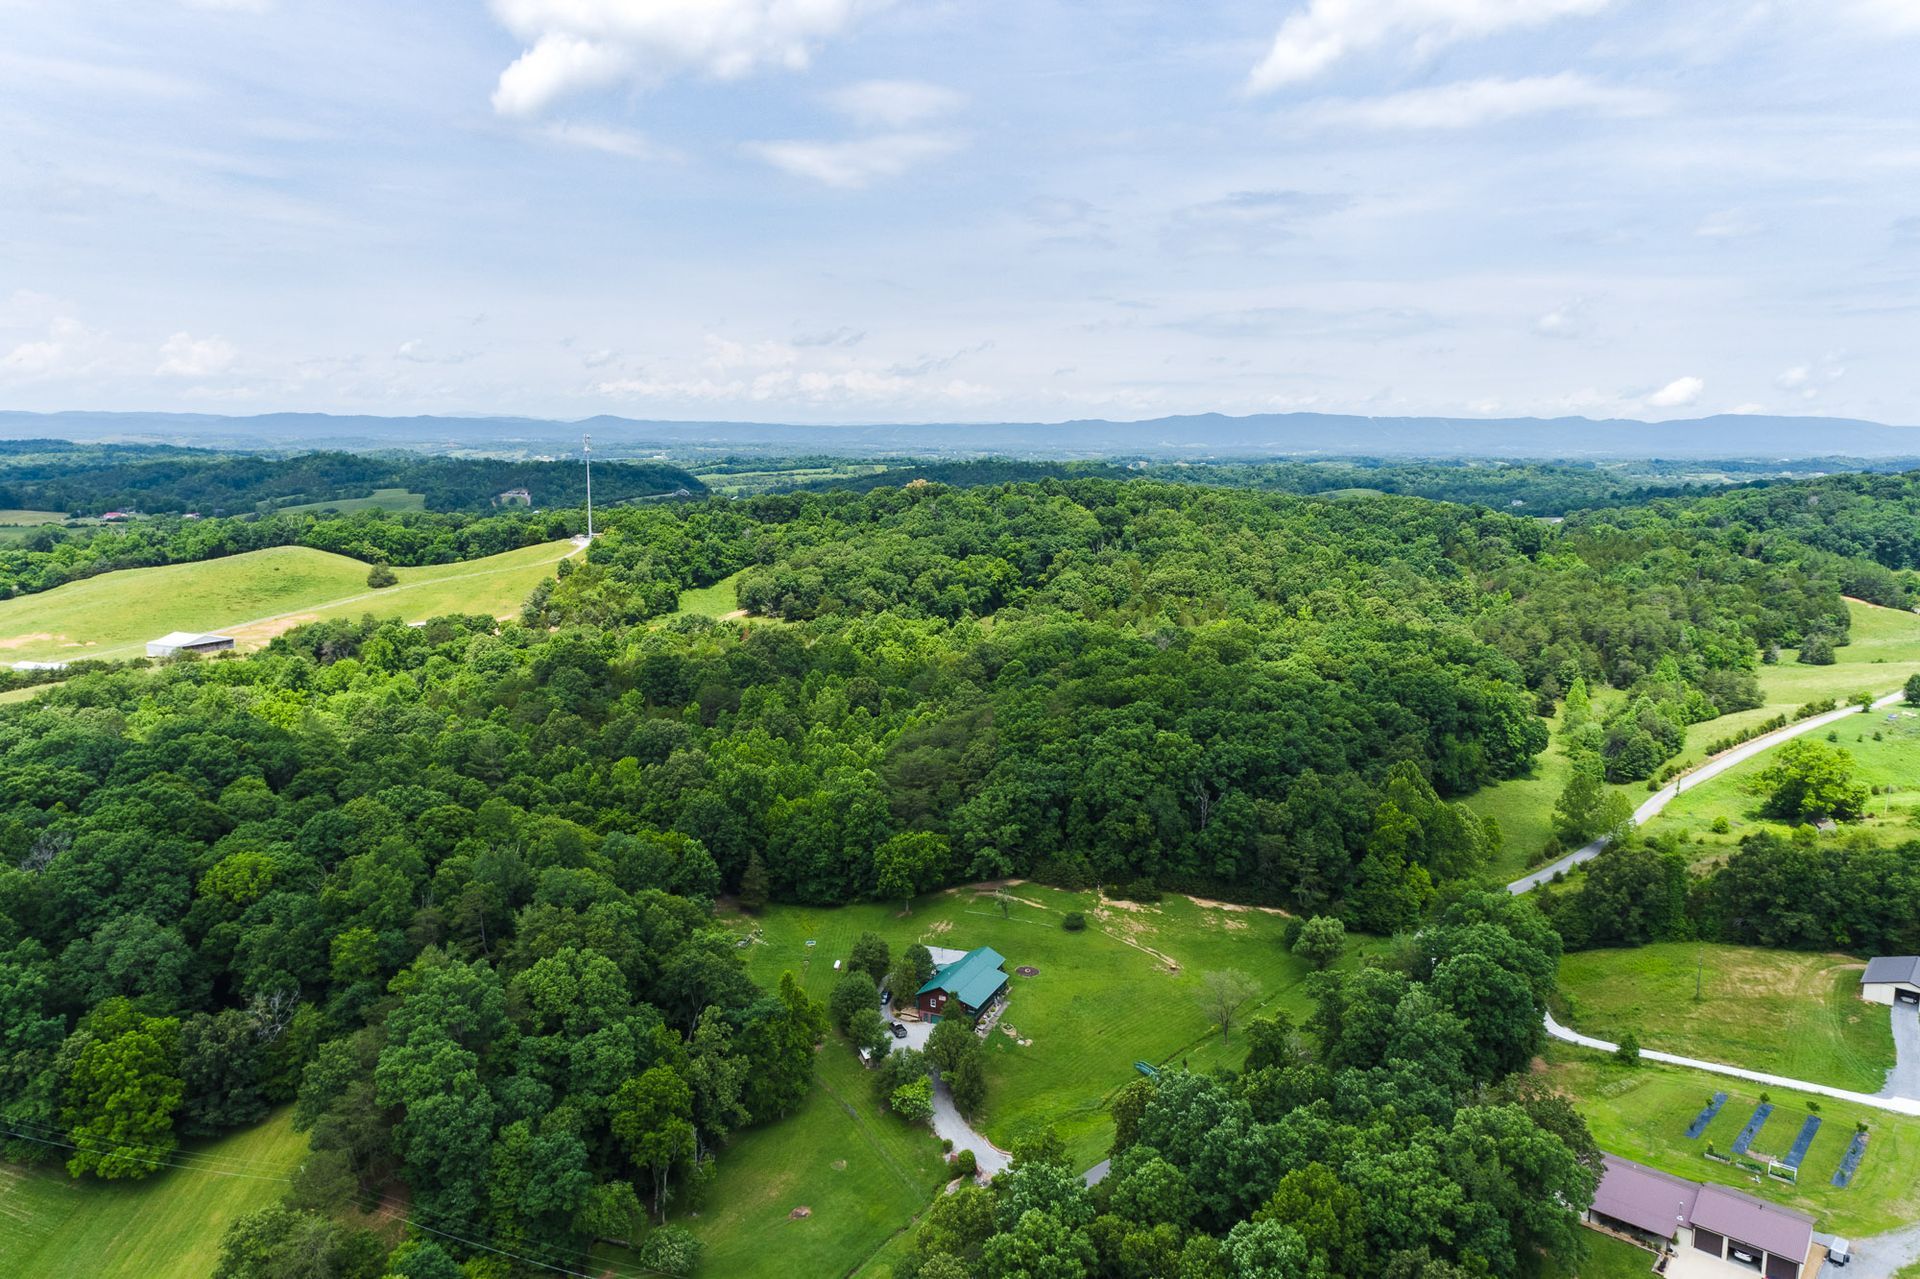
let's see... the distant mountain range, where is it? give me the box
[3,408,1918,461]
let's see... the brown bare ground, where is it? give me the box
[224,612,318,647]
[0,632,60,650]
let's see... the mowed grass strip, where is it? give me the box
[667,570,747,620]
[268,488,426,516]
[728,886,1320,1169]
[0,540,575,662]
[599,1046,948,1279]
[1543,1230,1658,1279]
[1548,1047,1920,1236]
[0,1109,307,1279]
[1556,943,1894,1093]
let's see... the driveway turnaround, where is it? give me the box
[1879,1001,1920,1101]
[928,1071,1012,1178]
[1544,1012,1920,1116]
[1508,692,1905,894]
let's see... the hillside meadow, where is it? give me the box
[0,539,576,662]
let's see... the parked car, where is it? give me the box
[889,1020,908,1039]
[878,987,891,1007]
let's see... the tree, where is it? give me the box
[1550,752,1610,846]
[890,1076,934,1122]
[637,1225,703,1277]
[830,969,880,1034]
[848,1007,893,1058]
[1615,1032,1641,1066]
[738,851,770,913]
[1753,738,1869,822]
[59,1000,184,1180]
[612,1066,697,1219]
[874,830,948,911]
[849,931,891,985]
[1290,916,1345,969]
[212,1205,386,1279]
[1561,676,1593,733]
[1799,633,1837,665]
[889,943,935,1001]
[949,1052,988,1117]
[366,562,398,589]
[1906,672,1920,704]
[740,972,826,1121]
[1197,969,1260,1043]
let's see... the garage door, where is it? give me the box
[1898,989,1920,1005]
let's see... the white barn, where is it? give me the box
[146,631,236,659]
[1861,956,1920,1005]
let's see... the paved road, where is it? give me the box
[928,1070,1012,1178]
[1880,1001,1920,1101]
[1544,1011,1920,1116]
[1507,692,1904,894]
[1843,1220,1920,1279]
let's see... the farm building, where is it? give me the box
[1587,1155,1820,1279]
[915,946,1009,1023]
[146,631,236,658]
[1860,956,1920,1005]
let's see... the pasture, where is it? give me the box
[602,1043,949,1279]
[667,570,747,620]
[1556,944,1893,1093]
[0,1109,307,1279]
[267,487,425,516]
[1549,1047,1920,1236]
[723,885,1346,1170]
[0,540,577,662]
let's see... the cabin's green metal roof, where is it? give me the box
[917,946,1007,1009]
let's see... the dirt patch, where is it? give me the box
[831,1159,847,1171]
[0,632,61,650]
[1015,966,1039,977]
[1184,893,1292,916]
[788,1206,812,1219]
[924,919,954,937]
[225,612,318,647]
[1100,897,1159,914]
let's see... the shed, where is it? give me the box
[1861,956,1920,1005]
[916,946,1008,1023]
[1587,1155,1819,1279]
[146,631,236,659]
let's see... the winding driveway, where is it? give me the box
[1507,691,1905,894]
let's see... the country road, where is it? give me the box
[1507,690,1906,894]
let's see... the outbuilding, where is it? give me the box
[1860,956,1920,1005]
[915,946,1009,1023]
[146,631,236,659]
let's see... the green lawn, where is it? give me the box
[1466,702,1579,879]
[0,540,577,662]
[668,570,747,619]
[1556,943,1893,1092]
[0,508,70,525]
[599,1045,948,1279]
[269,488,426,516]
[0,1109,307,1278]
[725,886,1347,1169]
[1548,1047,1920,1236]
[1543,1230,1655,1279]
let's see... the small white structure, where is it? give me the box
[1861,956,1920,1005]
[146,631,236,659]
[10,660,67,672]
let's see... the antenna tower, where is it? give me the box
[583,432,593,539]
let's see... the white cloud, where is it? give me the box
[1248,0,1614,93]
[2,317,105,380]
[1532,297,1593,339]
[1852,0,1920,34]
[156,332,237,377]
[826,80,965,128]
[1301,74,1662,130]
[749,132,958,187]
[181,0,272,11]
[1645,375,1704,408]
[540,121,674,160]
[1695,208,1765,239]
[488,0,892,116]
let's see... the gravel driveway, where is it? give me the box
[1879,1000,1920,1100]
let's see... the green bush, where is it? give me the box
[953,1148,977,1179]
[1062,911,1086,932]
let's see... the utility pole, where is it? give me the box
[583,432,593,539]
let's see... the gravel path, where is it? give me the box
[1843,1220,1920,1279]
[928,1071,1011,1178]
[1508,692,1904,894]
[1544,1012,1920,1116]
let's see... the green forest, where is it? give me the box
[7,457,1920,1278]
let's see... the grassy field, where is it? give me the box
[667,570,747,620]
[0,1109,307,1278]
[1650,715,1920,857]
[1544,1231,1656,1279]
[600,1043,950,1279]
[694,465,891,497]
[723,885,1346,1169]
[1466,702,1580,879]
[1548,1046,1920,1236]
[0,508,70,525]
[268,487,425,516]
[1556,944,1893,1092]
[0,540,576,662]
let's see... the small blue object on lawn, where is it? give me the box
[1781,1116,1821,1169]
[1833,1132,1868,1187]
[1133,1061,1160,1080]
[1685,1092,1728,1139]
[1731,1103,1773,1155]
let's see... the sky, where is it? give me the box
[1,0,1918,426]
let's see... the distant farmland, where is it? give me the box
[0,540,579,663]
